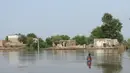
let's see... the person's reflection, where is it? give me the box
[87,53,92,69]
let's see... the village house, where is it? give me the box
[5,34,24,47]
[94,38,119,48]
[52,40,76,48]
[7,35,20,43]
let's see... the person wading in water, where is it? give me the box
[87,53,92,69]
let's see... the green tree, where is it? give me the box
[51,35,62,42]
[26,33,38,49]
[18,34,27,44]
[45,35,70,47]
[27,33,37,38]
[26,37,34,48]
[60,35,70,40]
[39,38,47,48]
[45,37,52,47]
[127,39,130,48]
[101,13,123,42]
[91,26,104,38]
[5,36,8,41]
[127,39,130,44]
[90,13,123,43]
[102,13,113,23]
[72,35,88,45]
[87,35,94,44]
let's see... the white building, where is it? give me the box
[7,35,20,43]
[94,38,119,48]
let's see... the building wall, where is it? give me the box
[0,40,6,47]
[8,35,20,43]
[53,40,76,48]
[0,40,3,47]
[94,39,119,48]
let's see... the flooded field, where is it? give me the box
[0,49,130,73]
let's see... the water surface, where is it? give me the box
[0,49,130,73]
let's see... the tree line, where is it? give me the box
[15,33,92,50]
[6,13,129,50]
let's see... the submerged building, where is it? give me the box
[52,40,76,48]
[94,38,119,48]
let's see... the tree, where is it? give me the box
[26,33,38,49]
[39,38,47,48]
[26,37,34,48]
[102,13,113,23]
[72,35,88,45]
[5,36,8,41]
[60,35,70,40]
[45,37,52,47]
[90,13,124,43]
[87,35,94,44]
[127,39,130,48]
[101,13,123,42]
[51,35,62,42]
[27,33,37,38]
[18,34,27,44]
[127,39,130,44]
[91,26,104,38]
[45,35,70,47]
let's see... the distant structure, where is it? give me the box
[53,40,76,48]
[0,40,6,47]
[7,35,20,43]
[5,34,24,47]
[94,38,119,48]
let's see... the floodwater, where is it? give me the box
[0,49,130,73]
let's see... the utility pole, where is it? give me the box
[33,38,40,54]
[38,38,39,54]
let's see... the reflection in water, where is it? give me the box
[2,51,19,65]
[0,49,127,73]
[127,49,130,58]
[8,51,19,65]
[44,50,87,62]
[19,51,37,65]
[93,49,122,73]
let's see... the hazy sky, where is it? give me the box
[0,0,130,40]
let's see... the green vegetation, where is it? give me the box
[17,33,46,50]
[5,36,8,41]
[127,39,130,48]
[6,13,126,50]
[45,35,70,47]
[16,34,71,50]
[90,13,123,43]
[72,35,90,45]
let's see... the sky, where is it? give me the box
[0,0,130,40]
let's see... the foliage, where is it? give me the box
[60,35,70,40]
[5,13,125,50]
[127,39,130,48]
[51,35,62,43]
[45,35,70,47]
[12,33,46,50]
[5,36,8,41]
[26,37,34,47]
[27,33,37,38]
[45,37,52,47]
[90,13,124,43]
[91,26,104,38]
[72,35,89,45]
[127,39,130,44]
[39,38,47,48]
[18,34,27,44]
